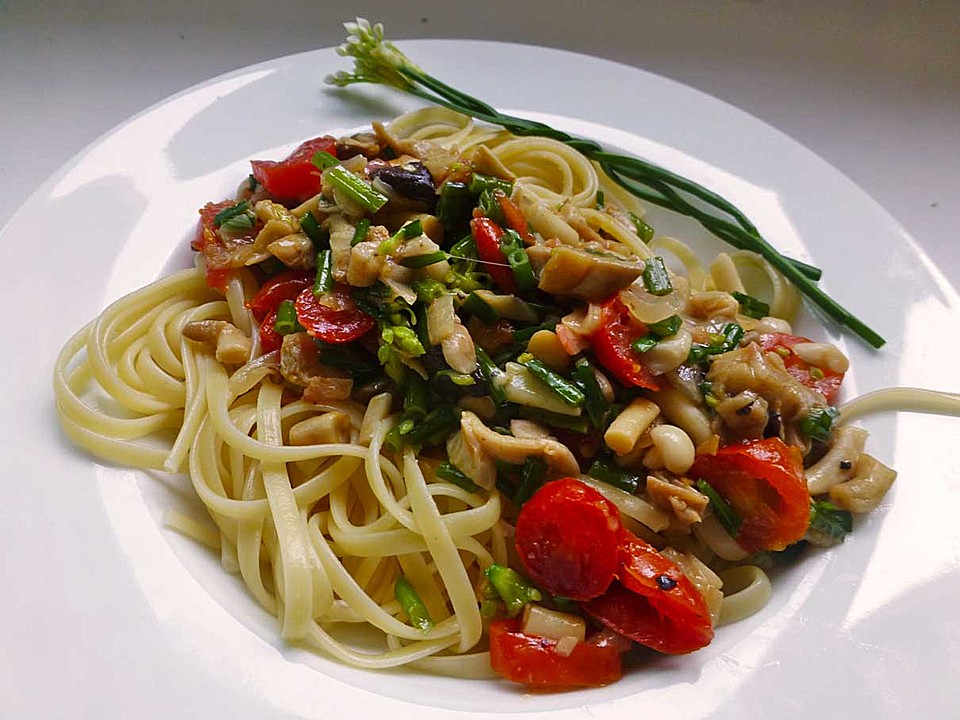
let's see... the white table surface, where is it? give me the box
[2,0,957,287]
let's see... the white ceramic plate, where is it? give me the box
[3,41,958,719]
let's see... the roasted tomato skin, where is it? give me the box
[488,619,623,688]
[250,136,338,202]
[470,216,518,294]
[582,531,714,655]
[691,437,811,552]
[246,269,314,322]
[514,477,621,602]
[294,284,375,344]
[590,299,663,391]
[258,308,283,354]
[757,332,844,403]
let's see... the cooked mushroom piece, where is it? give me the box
[446,411,580,490]
[537,246,645,301]
[370,160,437,208]
[182,320,251,365]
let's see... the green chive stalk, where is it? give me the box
[326,19,885,348]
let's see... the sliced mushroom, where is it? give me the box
[370,160,437,207]
[267,232,315,269]
[645,475,709,526]
[537,246,645,301]
[182,320,251,365]
[708,343,825,424]
[446,411,580,490]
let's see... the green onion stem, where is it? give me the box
[475,346,507,407]
[435,461,480,492]
[274,300,302,335]
[313,250,335,295]
[484,564,541,617]
[351,217,372,246]
[696,479,742,537]
[571,357,608,428]
[588,459,641,494]
[327,164,389,213]
[394,576,433,632]
[519,355,585,407]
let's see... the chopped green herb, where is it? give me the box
[484,563,541,617]
[628,212,655,242]
[642,256,673,296]
[311,150,339,170]
[312,249,335,295]
[800,406,840,442]
[435,461,480,492]
[274,300,303,335]
[350,217,371,246]
[572,357,608,428]
[395,576,433,632]
[468,173,513,195]
[213,201,250,226]
[461,291,500,324]
[300,211,328,246]
[589,460,641,494]
[518,354,585,407]
[632,333,660,353]
[807,500,853,543]
[731,291,770,320]
[400,250,448,268]
[327,164,389,213]
[514,457,548,507]
[696,478,742,537]
[646,314,682,337]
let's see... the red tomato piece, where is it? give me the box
[514,478,621,601]
[251,136,337,202]
[757,332,844,403]
[690,437,811,552]
[470,216,518,294]
[191,200,264,291]
[258,308,283,355]
[294,284,375,344]
[192,200,235,251]
[590,299,663,391]
[582,531,714,655]
[246,269,314,322]
[494,191,536,245]
[489,619,623,688]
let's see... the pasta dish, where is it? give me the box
[54,105,908,688]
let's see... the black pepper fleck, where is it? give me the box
[839,460,853,470]
[656,575,677,591]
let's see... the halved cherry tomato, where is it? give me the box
[258,308,283,355]
[590,299,663,391]
[488,619,623,688]
[470,216,518,294]
[251,136,338,202]
[581,531,713,655]
[246,269,314,322]
[757,333,844,404]
[690,437,810,552]
[294,284,375,344]
[514,477,621,601]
